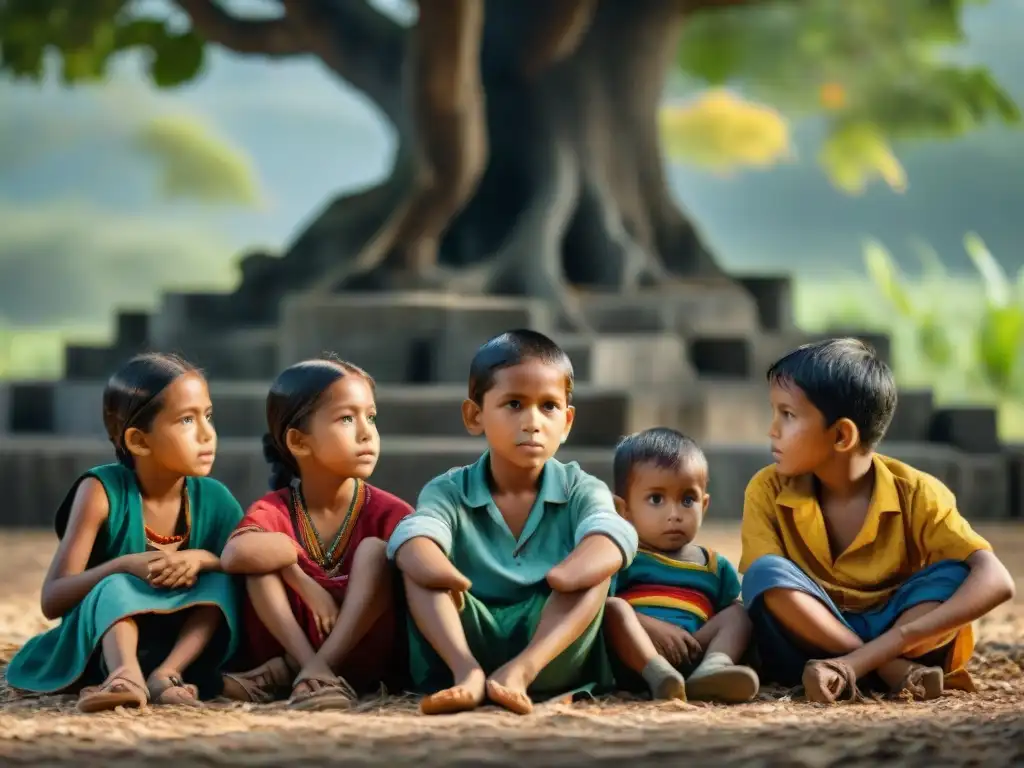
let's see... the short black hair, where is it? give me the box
[613,427,707,497]
[103,352,201,468]
[264,357,375,490]
[767,337,897,448]
[467,329,574,405]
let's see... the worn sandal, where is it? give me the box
[287,675,358,711]
[77,666,149,713]
[801,659,867,704]
[148,672,201,707]
[222,657,294,704]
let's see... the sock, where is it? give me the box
[641,656,686,700]
[688,651,734,681]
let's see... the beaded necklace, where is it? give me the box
[144,483,191,546]
[290,479,365,577]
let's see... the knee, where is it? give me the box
[604,596,632,620]
[353,536,389,565]
[740,555,801,605]
[719,603,753,635]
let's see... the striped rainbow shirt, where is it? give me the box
[614,546,742,632]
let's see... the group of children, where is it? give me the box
[4,331,1014,715]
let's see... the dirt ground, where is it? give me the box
[2,525,1024,767]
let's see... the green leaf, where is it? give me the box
[820,121,906,194]
[964,231,1011,307]
[148,31,205,87]
[863,239,917,318]
[975,304,1024,395]
[917,314,954,369]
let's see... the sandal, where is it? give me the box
[801,659,867,704]
[77,666,149,713]
[287,674,358,711]
[222,657,294,704]
[148,672,202,707]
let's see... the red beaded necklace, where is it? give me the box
[144,483,191,546]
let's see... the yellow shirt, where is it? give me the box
[739,453,991,614]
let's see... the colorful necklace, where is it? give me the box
[145,483,191,546]
[290,479,365,576]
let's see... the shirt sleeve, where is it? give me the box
[715,555,742,610]
[570,475,639,568]
[911,479,993,566]
[385,475,460,560]
[738,468,786,573]
[230,497,292,540]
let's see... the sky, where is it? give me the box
[1,0,1023,330]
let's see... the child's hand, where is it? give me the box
[121,552,164,582]
[643,617,703,668]
[148,551,203,589]
[295,577,340,640]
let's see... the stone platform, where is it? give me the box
[1,282,1017,527]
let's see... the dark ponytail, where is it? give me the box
[102,353,200,468]
[264,357,375,490]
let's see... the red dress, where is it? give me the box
[231,480,412,693]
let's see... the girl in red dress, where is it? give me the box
[220,358,411,710]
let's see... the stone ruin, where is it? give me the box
[0,275,1018,526]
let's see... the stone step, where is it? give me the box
[4,380,771,447]
[0,436,1011,528]
[567,280,761,337]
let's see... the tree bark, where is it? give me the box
[236,0,723,308]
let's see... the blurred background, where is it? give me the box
[2,0,1024,520]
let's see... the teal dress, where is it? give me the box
[5,464,244,698]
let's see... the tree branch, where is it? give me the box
[522,0,599,78]
[174,0,307,56]
[281,0,410,127]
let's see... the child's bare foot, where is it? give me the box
[420,667,486,715]
[895,663,944,700]
[802,659,864,704]
[485,664,534,715]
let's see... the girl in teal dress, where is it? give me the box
[6,353,243,712]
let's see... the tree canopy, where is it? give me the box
[0,0,1018,196]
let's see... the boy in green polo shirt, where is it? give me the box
[386,330,638,715]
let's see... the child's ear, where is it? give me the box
[613,494,628,518]
[285,427,311,459]
[833,417,860,453]
[702,493,711,515]
[462,398,484,437]
[123,427,151,459]
[561,405,575,445]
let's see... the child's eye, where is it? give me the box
[339,415,354,423]
[647,494,664,506]
[542,401,558,412]
[506,400,521,410]
[682,496,696,508]
[206,412,214,423]
[181,415,194,425]
[367,414,377,424]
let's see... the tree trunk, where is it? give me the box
[242,0,722,309]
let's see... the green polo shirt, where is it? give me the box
[386,452,638,605]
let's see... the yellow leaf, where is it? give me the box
[819,121,907,195]
[132,113,265,208]
[660,89,793,172]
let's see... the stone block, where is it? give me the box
[929,407,1000,454]
[570,281,761,338]
[65,345,130,382]
[433,332,695,388]
[736,275,794,332]
[1005,444,1024,518]
[689,338,751,379]
[886,390,934,442]
[150,291,277,347]
[115,311,150,349]
[278,293,554,381]
[168,329,280,382]
[8,383,55,433]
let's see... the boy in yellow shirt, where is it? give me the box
[740,338,1014,703]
